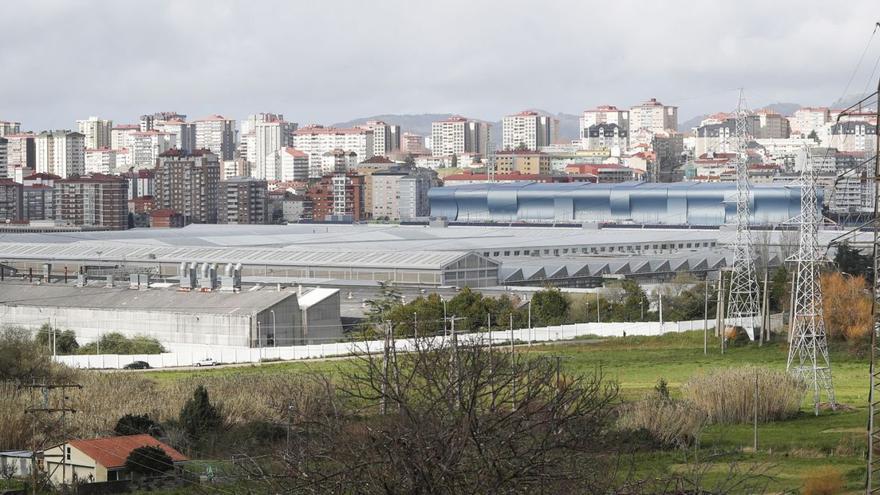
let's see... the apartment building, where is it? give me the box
[35,131,85,178]
[275,147,309,181]
[5,133,35,169]
[582,123,628,153]
[140,112,187,131]
[754,110,791,139]
[629,98,677,134]
[155,118,196,152]
[154,149,221,224]
[0,179,23,222]
[219,176,268,224]
[111,124,140,150]
[0,121,20,137]
[790,107,831,136]
[254,118,297,180]
[130,131,176,168]
[0,137,6,178]
[292,125,374,178]
[580,105,629,149]
[122,169,155,200]
[826,121,877,154]
[55,174,129,230]
[401,132,427,155]
[84,148,118,175]
[321,149,358,176]
[501,111,558,151]
[492,150,552,175]
[194,115,236,160]
[76,116,113,149]
[362,121,401,157]
[305,173,365,221]
[431,116,490,157]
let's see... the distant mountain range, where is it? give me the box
[337,95,868,143]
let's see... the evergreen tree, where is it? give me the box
[179,385,223,440]
[125,445,173,476]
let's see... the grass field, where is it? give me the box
[141,331,870,493]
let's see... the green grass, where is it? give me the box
[141,331,871,493]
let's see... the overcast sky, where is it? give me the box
[2,0,879,131]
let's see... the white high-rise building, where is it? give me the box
[277,147,309,181]
[629,98,677,134]
[130,131,176,168]
[194,115,235,160]
[501,111,558,151]
[579,105,629,149]
[111,125,140,150]
[790,107,831,137]
[254,119,297,180]
[76,116,113,149]
[155,119,196,152]
[84,148,118,175]
[0,121,22,137]
[430,116,490,157]
[361,121,400,157]
[321,149,358,176]
[35,131,85,178]
[292,125,374,178]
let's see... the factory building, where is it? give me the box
[0,281,344,347]
[429,182,805,225]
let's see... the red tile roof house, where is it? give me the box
[41,434,187,484]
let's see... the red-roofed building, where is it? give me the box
[42,434,188,484]
[563,163,642,183]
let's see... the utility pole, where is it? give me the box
[703,277,710,355]
[866,70,880,494]
[754,368,759,452]
[22,381,81,492]
[596,290,601,323]
[381,320,391,415]
[413,312,418,339]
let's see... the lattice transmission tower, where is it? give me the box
[786,146,836,415]
[725,90,761,337]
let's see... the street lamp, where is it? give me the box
[270,310,277,347]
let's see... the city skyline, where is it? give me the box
[2,0,878,130]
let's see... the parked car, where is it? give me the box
[194,357,218,367]
[123,360,150,370]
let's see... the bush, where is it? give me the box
[802,467,844,495]
[822,272,872,342]
[617,392,706,449]
[78,332,165,355]
[114,413,162,436]
[0,327,53,382]
[681,366,805,424]
[35,326,79,354]
[125,445,174,476]
[179,385,223,441]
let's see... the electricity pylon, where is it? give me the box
[725,90,761,337]
[786,146,836,416]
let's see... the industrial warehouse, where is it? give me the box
[0,281,343,348]
[428,182,808,225]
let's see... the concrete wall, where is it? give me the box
[54,317,717,369]
[254,297,301,346]
[0,305,255,347]
[301,291,342,344]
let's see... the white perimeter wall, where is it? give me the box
[54,318,715,369]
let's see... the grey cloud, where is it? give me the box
[1,0,878,130]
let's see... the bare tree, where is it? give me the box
[278,337,622,494]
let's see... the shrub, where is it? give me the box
[78,333,165,355]
[114,413,162,436]
[0,327,53,382]
[125,445,173,476]
[179,385,223,441]
[822,272,872,342]
[681,366,805,424]
[802,467,844,495]
[617,392,706,449]
[35,326,79,354]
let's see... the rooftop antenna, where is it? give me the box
[786,145,836,415]
[725,89,761,338]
